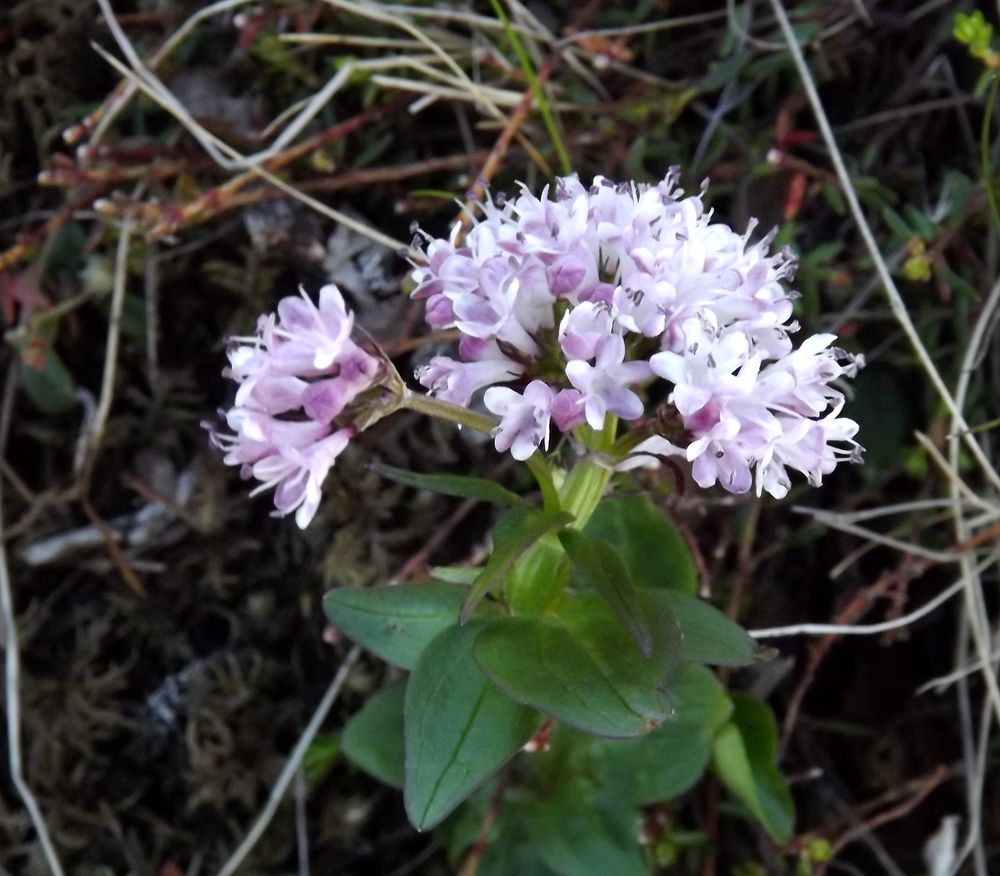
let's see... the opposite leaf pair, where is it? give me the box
[325,495,788,841]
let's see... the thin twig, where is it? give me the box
[74,218,145,596]
[918,642,1000,695]
[818,765,952,873]
[0,185,111,273]
[294,768,311,876]
[781,556,928,743]
[750,570,978,639]
[0,349,66,875]
[455,55,558,237]
[790,508,957,564]
[455,771,510,876]
[392,498,480,584]
[71,0,257,147]
[91,44,407,251]
[947,270,1000,862]
[77,218,133,490]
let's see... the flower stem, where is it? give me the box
[401,389,562,512]
[982,72,1000,240]
[488,0,571,176]
[559,416,617,528]
[525,453,560,512]
[398,388,497,434]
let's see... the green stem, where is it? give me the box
[609,423,655,457]
[525,453,560,513]
[559,459,612,529]
[982,72,1000,240]
[398,388,497,434]
[488,0,572,176]
[400,389,560,510]
[559,416,617,528]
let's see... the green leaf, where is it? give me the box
[591,664,733,804]
[429,566,479,585]
[821,182,847,215]
[584,496,697,595]
[701,51,749,91]
[302,733,340,785]
[18,341,77,414]
[44,222,87,280]
[935,263,981,302]
[880,204,913,240]
[324,581,467,670]
[505,534,570,616]
[904,205,937,240]
[974,67,994,98]
[370,462,530,507]
[528,783,647,876]
[461,508,574,622]
[474,801,561,876]
[474,593,681,738]
[652,590,756,666]
[712,694,795,843]
[404,621,540,830]
[341,680,406,788]
[559,528,652,656]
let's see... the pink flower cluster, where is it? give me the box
[411,170,863,497]
[206,285,379,527]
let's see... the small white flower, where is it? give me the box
[484,380,555,460]
[565,334,651,429]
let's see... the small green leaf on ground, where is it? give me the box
[302,733,341,785]
[429,566,479,585]
[18,339,77,414]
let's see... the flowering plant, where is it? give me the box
[208,170,863,863]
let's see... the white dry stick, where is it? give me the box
[946,275,1000,872]
[749,571,976,640]
[95,0,254,168]
[77,218,133,483]
[914,431,999,517]
[294,767,311,876]
[0,367,66,875]
[94,0,425,173]
[85,0,258,148]
[767,0,1000,497]
[216,644,361,876]
[557,9,727,44]
[90,44,407,252]
[918,642,1000,695]
[790,509,957,565]
[822,509,956,580]
[324,0,509,126]
[819,499,971,524]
